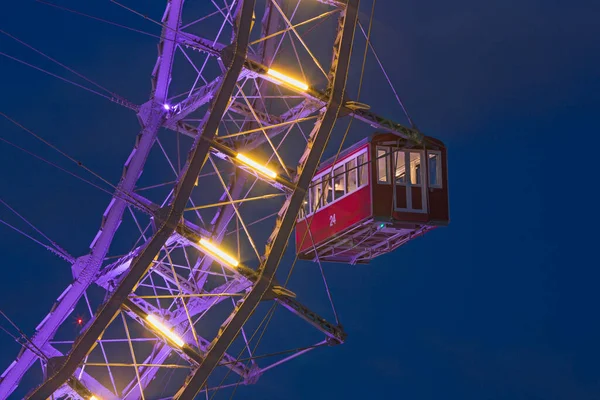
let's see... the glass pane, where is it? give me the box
[323,173,333,205]
[410,152,422,185]
[334,166,345,199]
[394,151,406,184]
[346,158,358,193]
[300,195,308,219]
[357,153,368,186]
[428,153,440,186]
[313,178,322,211]
[377,148,389,183]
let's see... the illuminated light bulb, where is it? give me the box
[236,153,277,179]
[90,396,100,400]
[199,238,240,268]
[163,104,171,110]
[267,68,309,91]
[145,315,185,347]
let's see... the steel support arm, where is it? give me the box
[24,0,254,398]
[173,2,359,397]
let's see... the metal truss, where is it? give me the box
[299,217,435,264]
[0,0,185,396]
[173,0,359,396]
[0,0,422,398]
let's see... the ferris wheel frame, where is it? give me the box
[0,0,424,399]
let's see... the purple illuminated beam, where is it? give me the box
[0,1,185,398]
[25,0,254,397]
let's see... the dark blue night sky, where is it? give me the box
[1,0,600,399]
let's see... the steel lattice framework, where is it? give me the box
[0,0,422,398]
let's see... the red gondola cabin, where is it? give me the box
[295,133,449,264]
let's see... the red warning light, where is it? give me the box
[77,318,83,325]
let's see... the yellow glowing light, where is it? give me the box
[236,153,277,179]
[267,68,309,91]
[89,396,99,400]
[145,315,185,347]
[199,238,240,268]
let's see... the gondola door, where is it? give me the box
[392,148,427,213]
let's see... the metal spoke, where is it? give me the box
[82,362,189,369]
[83,293,119,395]
[184,193,284,211]
[235,83,292,178]
[121,312,146,400]
[131,293,244,299]
[216,115,317,139]
[208,156,262,262]
[163,247,201,350]
[250,9,338,46]
[269,0,328,78]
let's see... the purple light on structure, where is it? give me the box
[163,104,171,110]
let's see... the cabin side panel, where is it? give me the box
[296,185,372,254]
[427,148,449,224]
[391,210,431,224]
[372,183,393,218]
[371,143,392,218]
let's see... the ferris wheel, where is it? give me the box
[0,0,448,399]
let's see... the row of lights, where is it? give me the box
[204,68,305,271]
[150,108,278,355]
[199,69,305,273]
[130,68,308,379]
